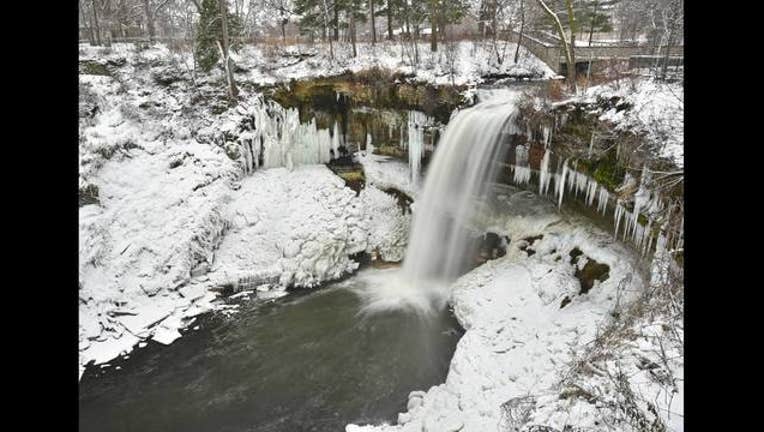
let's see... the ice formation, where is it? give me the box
[498,119,679,257]
[597,187,609,215]
[557,159,569,208]
[407,110,428,187]
[538,150,552,196]
[512,145,531,185]
[230,99,343,173]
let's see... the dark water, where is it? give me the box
[79,268,464,432]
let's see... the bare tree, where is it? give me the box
[321,0,335,59]
[142,0,173,41]
[535,0,576,87]
[369,0,377,44]
[217,0,239,99]
[349,2,357,56]
[91,0,103,45]
[80,0,96,44]
[587,0,598,46]
[429,0,437,52]
[386,0,394,40]
[513,0,524,64]
[659,0,682,80]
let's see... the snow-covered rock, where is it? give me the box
[348,202,648,432]
[581,78,684,168]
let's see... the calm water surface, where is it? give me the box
[79,268,463,432]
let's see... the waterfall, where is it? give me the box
[358,96,521,315]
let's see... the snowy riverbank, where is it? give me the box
[349,188,683,432]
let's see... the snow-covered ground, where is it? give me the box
[79,44,412,378]
[80,39,555,89]
[358,151,420,199]
[348,188,683,432]
[573,78,684,168]
[233,40,556,85]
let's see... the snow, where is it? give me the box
[80,158,411,376]
[582,78,684,168]
[80,40,555,88]
[79,46,413,377]
[347,194,651,432]
[80,40,681,432]
[358,152,419,199]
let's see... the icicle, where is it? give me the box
[567,165,576,193]
[633,223,645,248]
[539,150,551,196]
[598,188,609,214]
[585,179,597,207]
[332,122,341,159]
[642,218,653,255]
[614,201,625,238]
[513,145,531,185]
[558,160,569,208]
[575,171,588,196]
[408,110,426,186]
[542,126,551,149]
[588,133,595,158]
[366,132,374,155]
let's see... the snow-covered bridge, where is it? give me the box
[512,31,684,75]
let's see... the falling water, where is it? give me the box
[360,94,522,315]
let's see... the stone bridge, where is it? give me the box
[510,31,684,76]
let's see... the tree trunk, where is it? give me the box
[143,0,155,41]
[333,4,339,41]
[386,0,393,40]
[370,0,376,44]
[535,0,575,87]
[79,0,96,45]
[429,0,437,52]
[478,0,486,37]
[564,0,577,84]
[322,0,334,59]
[661,28,674,80]
[350,8,357,57]
[218,0,239,100]
[91,0,102,45]
[514,0,524,64]
[587,1,598,47]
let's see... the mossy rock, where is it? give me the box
[568,247,610,295]
[224,142,241,161]
[79,184,100,207]
[337,170,365,183]
[577,259,610,295]
[373,145,406,159]
[80,61,111,77]
[592,159,626,191]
